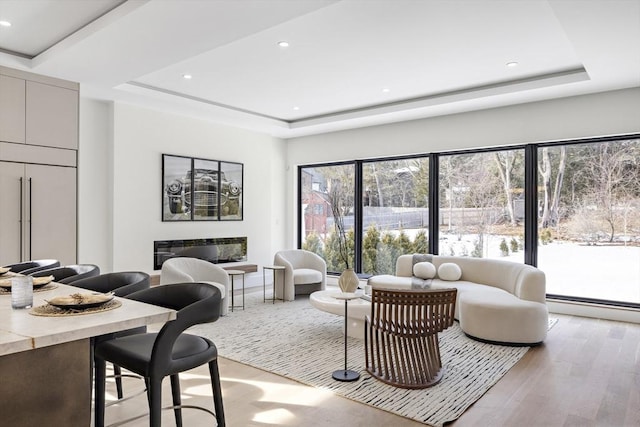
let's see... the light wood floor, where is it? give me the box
[103,312,640,427]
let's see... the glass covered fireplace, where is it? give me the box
[154,237,247,270]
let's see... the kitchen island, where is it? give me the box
[0,282,176,426]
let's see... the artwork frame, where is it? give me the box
[191,157,220,221]
[162,154,193,221]
[162,154,244,221]
[219,161,243,221]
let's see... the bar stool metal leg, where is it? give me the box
[209,359,226,427]
[170,374,183,427]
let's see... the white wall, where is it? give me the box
[78,98,113,270]
[79,101,287,282]
[287,88,640,162]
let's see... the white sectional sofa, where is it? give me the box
[368,254,548,345]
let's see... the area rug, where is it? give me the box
[190,290,548,426]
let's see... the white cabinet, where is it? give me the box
[0,162,77,266]
[0,66,78,266]
[27,164,77,264]
[1,66,78,149]
[0,162,24,263]
[26,81,78,149]
[0,75,26,144]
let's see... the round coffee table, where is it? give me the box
[309,289,371,339]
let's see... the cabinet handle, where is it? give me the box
[19,177,23,262]
[28,177,32,260]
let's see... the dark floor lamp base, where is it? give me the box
[332,369,360,382]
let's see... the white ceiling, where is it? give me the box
[0,0,639,138]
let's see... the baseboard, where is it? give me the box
[548,299,640,324]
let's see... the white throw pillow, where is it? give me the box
[413,262,436,279]
[438,263,462,281]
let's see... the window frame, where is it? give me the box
[297,133,640,309]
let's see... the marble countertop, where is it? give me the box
[0,283,176,356]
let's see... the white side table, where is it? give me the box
[262,265,285,303]
[226,269,246,312]
[332,292,361,382]
[309,290,370,339]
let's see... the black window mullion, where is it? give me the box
[428,153,439,255]
[524,145,538,266]
[296,166,303,250]
[354,161,363,273]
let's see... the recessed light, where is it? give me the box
[182,74,192,79]
[382,87,391,93]
[293,106,300,111]
[506,62,519,68]
[277,41,290,48]
[0,21,11,27]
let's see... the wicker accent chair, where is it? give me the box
[364,287,457,389]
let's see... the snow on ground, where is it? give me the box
[536,242,640,303]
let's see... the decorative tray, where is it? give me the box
[46,292,114,310]
[0,275,55,289]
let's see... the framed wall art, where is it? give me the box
[162,154,193,221]
[162,154,243,221]
[191,158,220,221]
[219,161,243,221]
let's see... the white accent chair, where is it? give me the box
[160,257,229,315]
[274,250,326,301]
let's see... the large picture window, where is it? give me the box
[362,157,429,275]
[438,149,525,261]
[298,135,640,308]
[537,139,640,305]
[300,164,355,274]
